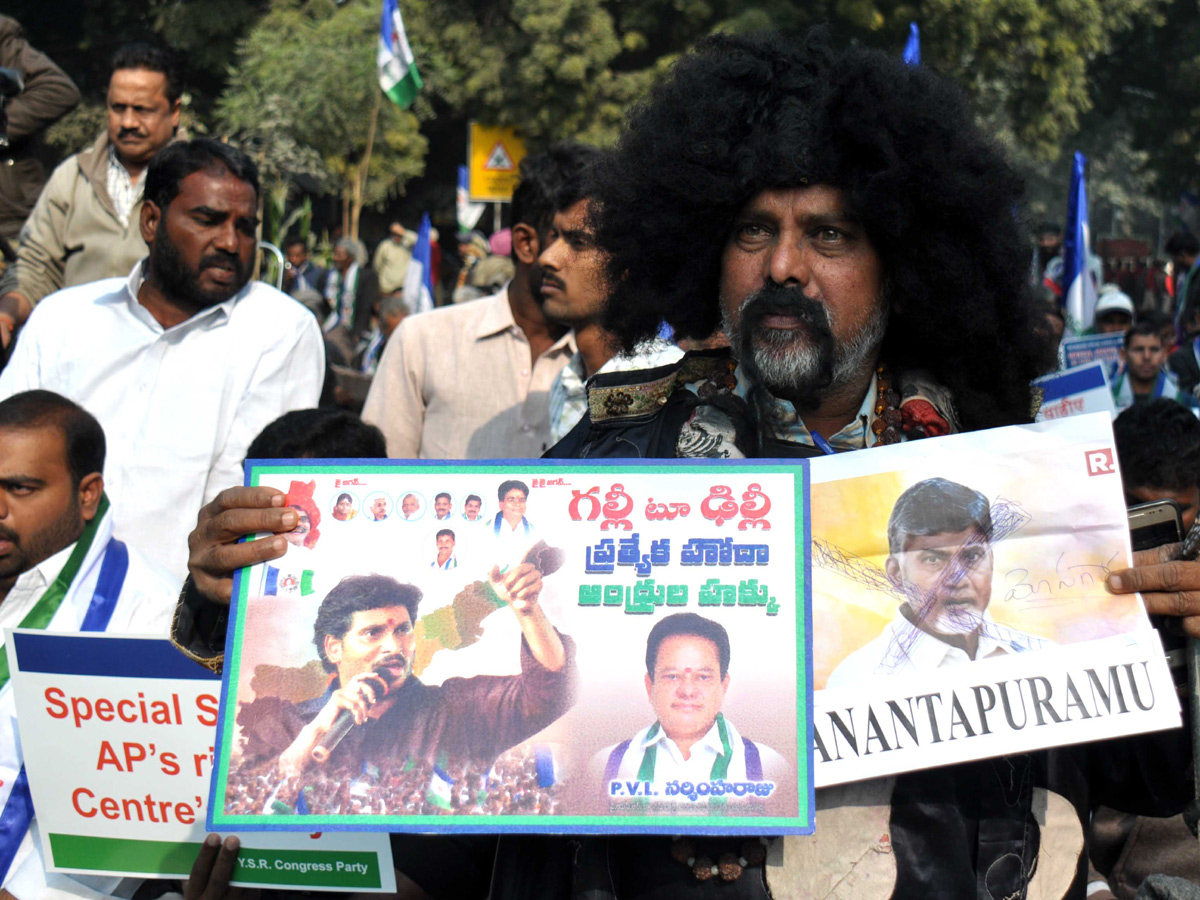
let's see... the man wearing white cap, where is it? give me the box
[1093,285,1135,335]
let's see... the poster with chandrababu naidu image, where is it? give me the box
[809,413,1180,787]
[210,460,813,835]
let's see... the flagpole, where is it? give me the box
[351,88,383,241]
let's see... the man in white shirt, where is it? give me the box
[541,179,682,446]
[827,477,1051,687]
[0,389,177,898]
[597,613,787,802]
[0,138,324,578]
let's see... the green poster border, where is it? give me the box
[211,460,812,834]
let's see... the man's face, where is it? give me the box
[285,506,311,547]
[501,489,527,522]
[333,246,352,273]
[719,186,886,406]
[333,497,352,520]
[144,169,257,313]
[1096,312,1133,335]
[106,68,179,170]
[538,200,607,328]
[372,497,388,520]
[644,634,729,745]
[1038,230,1062,252]
[0,428,89,585]
[436,534,455,564]
[325,605,415,689]
[1125,334,1164,381]
[401,494,418,518]
[285,244,308,269]
[464,499,481,521]
[887,528,993,637]
[434,496,451,518]
[1127,484,1200,531]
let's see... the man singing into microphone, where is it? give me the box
[235,566,577,777]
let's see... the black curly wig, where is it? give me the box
[593,30,1045,431]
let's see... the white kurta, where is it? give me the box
[0,264,325,577]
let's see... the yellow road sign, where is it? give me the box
[468,122,527,203]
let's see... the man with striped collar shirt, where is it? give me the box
[597,613,787,799]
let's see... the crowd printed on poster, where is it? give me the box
[5,632,395,890]
[1059,332,1124,371]
[210,462,813,835]
[807,413,1179,787]
[1033,362,1116,421]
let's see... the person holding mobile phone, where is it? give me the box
[1086,401,1200,900]
[1114,400,1200,531]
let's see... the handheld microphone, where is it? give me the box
[310,667,396,763]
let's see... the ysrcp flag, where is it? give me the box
[379,0,423,109]
[1063,151,1098,333]
[402,212,435,315]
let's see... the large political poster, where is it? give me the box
[808,414,1180,786]
[210,461,813,835]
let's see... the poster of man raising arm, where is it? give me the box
[211,460,814,835]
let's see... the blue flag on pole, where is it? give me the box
[903,22,920,66]
[1063,151,1097,332]
[402,212,435,315]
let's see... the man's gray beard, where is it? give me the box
[721,295,888,400]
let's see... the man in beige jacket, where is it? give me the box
[0,42,180,347]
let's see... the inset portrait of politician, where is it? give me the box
[594,613,788,809]
[825,478,1052,688]
[228,563,578,812]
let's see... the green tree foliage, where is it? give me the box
[1086,0,1200,195]
[217,0,428,237]
[418,0,1155,155]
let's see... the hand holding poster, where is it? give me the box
[211,461,813,835]
[5,632,395,890]
[808,414,1179,786]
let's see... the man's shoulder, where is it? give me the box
[114,542,183,635]
[546,348,735,459]
[826,625,900,688]
[988,621,1052,654]
[230,282,322,332]
[1169,345,1198,375]
[25,276,127,326]
[593,727,651,770]
[399,291,506,338]
[586,348,735,419]
[41,135,104,193]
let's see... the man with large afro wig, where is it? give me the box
[548,29,1051,465]
[532,28,1193,900]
